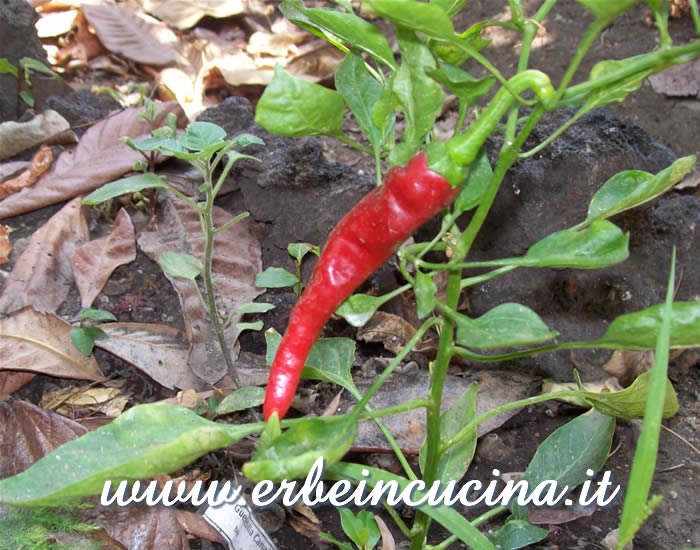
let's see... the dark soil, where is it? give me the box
[1,1,698,549]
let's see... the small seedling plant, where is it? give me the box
[0,2,699,550]
[0,57,64,119]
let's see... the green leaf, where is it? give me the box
[319,532,355,550]
[0,404,259,506]
[19,57,64,84]
[236,321,264,335]
[371,72,397,139]
[596,301,700,349]
[231,133,265,149]
[19,90,34,108]
[280,0,396,69]
[512,409,615,519]
[243,415,358,482]
[428,62,495,111]
[575,0,640,21]
[415,271,437,319]
[419,382,478,482]
[518,220,629,269]
[330,462,496,550]
[0,58,18,77]
[389,28,445,165]
[453,149,493,213]
[80,308,117,322]
[82,173,167,205]
[255,266,299,288]
[617,251,676,548]
[584,156,696,224]
[180,121,226,151]
[339,509,380,550]
[215,386,265,415]
[430,0,469,18]
[234,302,275,315]
[265,330,359,397]
[488,520,548,550]
[158,251,203,281]
[454,303,557,349]
[255,66,346,137]
[430,23,491,65]
[287,242,318,262]
[584,59,651,110]
[336,293,392,327]
[365,0,456,40]
[126,135,176,153]
[70,326,108,356]
[335,52,383,150]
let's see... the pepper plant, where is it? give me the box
[0,2,699,550]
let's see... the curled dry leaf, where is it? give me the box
[35,8,79,38]
[0,110,70,161]
[0,400,87,477]
[70,208,136,308]
[39,384,131,417]
[143,0,245,30]
[137,197,263,383]
[357,310,417,355]
[81,3,179,66]
[0,160,29,181]
[603,349,655,386]
[0,224,11,264]
[0,197,88,314]
[55,11,107,67]
[0,371,36,396]
[95,322,201,390]
[175,510,226,545]
[374,515,396,550]
[0,145,55,200]
[0,307,104,381]
[0,102,186,219]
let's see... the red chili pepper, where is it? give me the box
[263,152,459,420]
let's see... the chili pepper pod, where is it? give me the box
[263,152,460,420]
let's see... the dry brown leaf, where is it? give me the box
[357,311,417,355]
[94,322,201,390]
[0,160,30,181]
[528,500,596,525]
[648,57,699,98]
[0,307,104,381]
[143,0,245,30]
[35,8,79,38]
[70,208,136,308]
[0,224,11,264]
[0,197,88,313]
[0,110,70,161]
[0,102,186,219]
[137,197,263,383]
[0,371,36,396]
[354,370,539,454]
[375,515,396,550]
[39,384,130,417]
[0,145,55,200]
[81,3,179,66]
[603,349,654,386]
[175,510,226,545]
[0,399,87,477]
[55,11,107,67]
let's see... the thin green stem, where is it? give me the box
[383,503,413,538]
[335,133,374,155]
[691,0,700,36]
[374,145,382,187]
[359,398,428,420]
[427,506,506,550]
[214,211,249,234]
[505,20,538,144]
[460,266,517,290]
[162,183,200,210]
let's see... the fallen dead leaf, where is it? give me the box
[39,384,130,417]
[0,197,88,314]
[0,145,55,199]
[137,197,263,383]
[0,110,71,161]
[357,311,417,355]
[143,0,245,30]
[0,160,29,181]
[175,510,226,545]
[35,8,79,38]
[603,349,654,386]
[375,515,396,550]
[54,11,107,67]
[94,322,201,390]
[81,3,179,66]
[0,306,104,381]
[0,399,87,477]
[0,371,36,396]
[0,224,11,264]
[529,500,597,525]
[70,208,136,308]
[0,102,186,219]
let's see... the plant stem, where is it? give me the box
[427,506,506,550]
[359,398,428,419]
[335,133,374,155]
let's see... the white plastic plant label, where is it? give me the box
[203,490,277,550]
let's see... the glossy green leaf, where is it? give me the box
[231,133,264,149]
[488,520,548,550]
[70,326,108,356]
[430,24,491,65]
[281,0,396,69]
[20,56,64,84]
[454,303,557,349]
[415,271,437,319]
[236,321,264,335]
[255,66,345,137]
[180,121,226,151]
[79,308,116,322]
[336,293,393,327]
[454,149,493,213]
[125,135,176,153]
[329,462,496,550]
[0,404,259,506]
[265,330,359,397]
[516,220,629,269]
[82,173,167,205]
[584,59,651,110]
[428,62,495,112]
[158,251,203,281]
[287,242,318,262]
[19,91,34,108]
[243,415,358,482]
[512,409,615,519]
[419,382,478,482]
[335,52,383,150]
[596,301,700,349]
[255,266,299,288]
[371,72,397,139]
[617,252,676,548]
[339,509,380,550]
[584,156,696,224]
[430,0,469,18]
[215,386,265,415]
[365,0,456,40]
[319,532,355,550]
[234,302,275,315]
[0,58,18,77]
[575,0,640,21]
